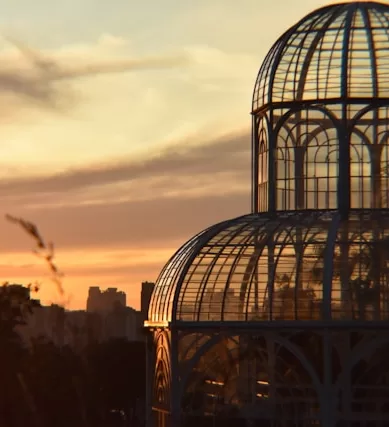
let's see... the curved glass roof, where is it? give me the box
[252,1,389,112]
[148,2,389,327]
[148,210,389,325]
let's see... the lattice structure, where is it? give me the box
[145,2,389,426]
[252,1,389,215]
[149,211,389,324]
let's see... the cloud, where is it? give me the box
[0,40,255,174]
[0,130,251,252]
[0,192,250,307]
[0,36,189,111]
[0,129,250,199]
[0,38,254,309]
[4,192,250,251]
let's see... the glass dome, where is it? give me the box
[148,1,389,327]
[251,1,389,214]
[252,1,389,109]
[147,4,389,426]
[148,210,389,324]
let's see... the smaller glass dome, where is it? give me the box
[148,210,389,325]
[250,1,389,215]
[252,1,389,112]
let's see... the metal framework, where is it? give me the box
[146,2,389,426]
[252,1,389,216]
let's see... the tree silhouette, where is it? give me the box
[86,338,146,426]
[0,216,148,427]
[0,284,40,427]
[311,234,389,320]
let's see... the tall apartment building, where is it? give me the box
[86,286,126,313]
[140,281,155,322]
[13,283,154,347]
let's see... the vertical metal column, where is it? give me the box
[252,116,259,213]
[145,331,153,427]
[320,330,336,427]
[170,329,180,427]
[268,111,276,214]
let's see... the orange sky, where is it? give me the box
[0,0,357,309]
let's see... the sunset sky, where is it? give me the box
[0,0,354,309]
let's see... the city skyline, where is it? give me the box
[0,0,351,309]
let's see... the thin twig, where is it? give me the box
[6,214,66,301]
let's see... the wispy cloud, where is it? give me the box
[0,37,189,110]
[0,131,251,252]
[0,129,250,198]
[3,192,250,251]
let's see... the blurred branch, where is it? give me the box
[5,214,66,301]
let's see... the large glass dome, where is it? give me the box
[149,1,389,327]
[147,4,389,426]
[148,210,389,324]
[146,2,389,427]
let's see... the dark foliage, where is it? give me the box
[0,285,146,427]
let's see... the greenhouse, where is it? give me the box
[146,2,389,426]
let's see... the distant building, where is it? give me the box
[64,310,91,349]
[19,303,65,347]
[86,286,126,313]
[15,283,153,348]
[104,305,141,341]
[140,281,155,322]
